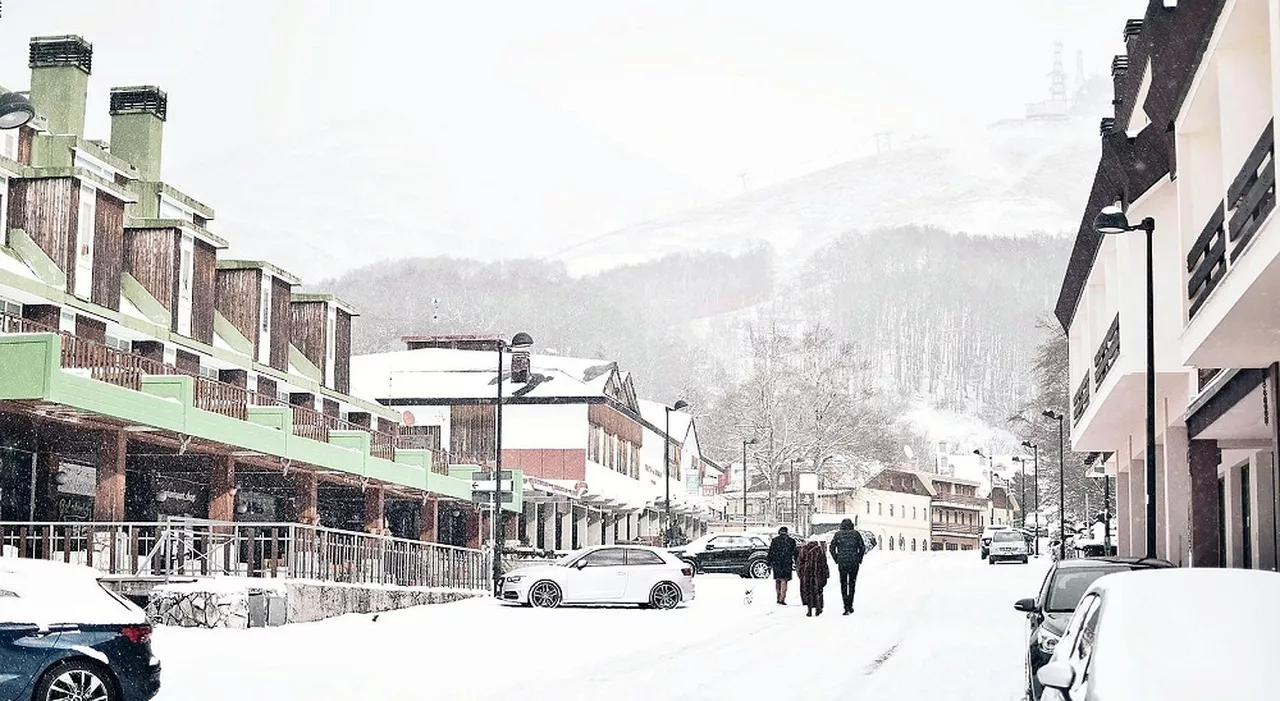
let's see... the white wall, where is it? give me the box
[501,403,588,449]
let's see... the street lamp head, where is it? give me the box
[509,332,534,350]
[1021,440,1036,450]
[744,437,757,445]
[672,399,690,411]
[972,449,984,458]
[0,90,35,130]
[1093,205,1132,235]
[1042,409,1063,421]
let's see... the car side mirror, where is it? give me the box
[704,543,716,550]
[574,560,589,570]
[1036,661,1075,690]
[1013,597,1036,613]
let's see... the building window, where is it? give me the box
[865,502,870,514]
[878,503,882,516]
[104,335,131,352]
[911,538,916,551]
[73,183,96,299]
[257,274,272,365]
[912,506,917,519]
[176,233,194,336]
[0,295,21,317]
[888,536,895,551]
[889,504,894,517]
[198,365,218,380]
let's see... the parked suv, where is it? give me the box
[1012,556,1173,700]
[668,533,774,579]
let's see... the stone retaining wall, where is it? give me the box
[147,579,483,628]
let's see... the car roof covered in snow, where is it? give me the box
[1084,568,1280,700]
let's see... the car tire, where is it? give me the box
[748,559,772,579]
[34,659,117,701]
[528,580,563,609]
[1020,556,1029,564]
[988,557,996,565]
[649,581,682,610]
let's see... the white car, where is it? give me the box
[1036,568,1280,700]
[499,545,695,609]
[987,529,1029,564]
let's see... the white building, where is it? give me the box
[1056,1,1280,569]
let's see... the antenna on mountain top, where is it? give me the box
[739,171,749,193]
[1050,40,1067,101]
[874,132,893,155]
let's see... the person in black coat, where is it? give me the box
[767,526,799,605]
[828,518,866,615]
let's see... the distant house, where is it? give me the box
[920,472,988,551]
[351,338,721,550]
[815,468,933,552]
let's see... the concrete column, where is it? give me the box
[1116,470,1131,557]
[586,507,602,546]
[1225,462,1245,567]
[419,498,438,542]
[208,455,236,522]
[560,504,574,550]
[93,430,126,521]
[1188,439,1221,567]
[1154,444,1168,559]
[522,500,537,547]
[295,472,319,526]
[1129,458,1147,557]
[1250,452,1277,571]
[575,505,588,549]
[541,503,555,551]
[504,509,519,543]
[363,486,386,535]
[1163,426,1191,566]
[605,512,616,544]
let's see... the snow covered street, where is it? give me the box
[150,551,1047,701]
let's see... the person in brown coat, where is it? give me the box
[797,540,830,617]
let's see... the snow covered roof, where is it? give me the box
[637,399,693,445]
[351,348,630,405]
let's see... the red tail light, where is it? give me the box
[681,567,693,577]
[120,625,152,644]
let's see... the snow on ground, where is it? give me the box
[151,551,1049,701]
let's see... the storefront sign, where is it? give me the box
[57,462,95,498]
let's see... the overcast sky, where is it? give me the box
[1,0,1138,278]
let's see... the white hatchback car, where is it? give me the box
[499,545,694,609]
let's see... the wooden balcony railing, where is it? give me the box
[1073,373,1091,424]
[1188,120,1275,318]
[0,311,445,470]
[930,521,982,536]
[1093,314,1120,389]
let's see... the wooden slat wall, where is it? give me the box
[191,240,216,345]
[257,376,277,401]
[91,190,125,311]
[16,127,33,166]
[7,178,76,284]
[289,301,326,371]
[588,403,643,445]
[333,310,352,394]
[75,315,106,343]
[174,349,201,375]
[124,227,178,314]
[450,404,496,459]
[269,277,291,371]
[214,267,260,352]
[322,398,339,418]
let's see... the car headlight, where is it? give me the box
[1036,627,1060,653]
[505,575,523,584]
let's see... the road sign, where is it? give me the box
[472,471,513,482]
[471,479,514,493]
[473,491,514,504]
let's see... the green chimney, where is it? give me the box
[27,35,92,138]
[108,86,167,182]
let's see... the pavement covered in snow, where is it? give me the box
[151,551,1048,701]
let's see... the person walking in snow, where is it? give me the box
[767,526,798,605]
[797,540,829,616]
[828,518,866,615]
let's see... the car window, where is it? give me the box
[625,549,666,566]
[1072,594,1103,663]
[993,531,1022,543]
[1046,567,1129,612]
[580,548,627,567]
[716,536,747,548]
[1035,567,1055,608]
[1055,593,1097,657]
[750,537,768,547]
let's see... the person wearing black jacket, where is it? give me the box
[767,527,798,605]
[828,518,866,615]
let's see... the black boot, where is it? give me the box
[806,607,813,617]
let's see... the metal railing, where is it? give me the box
[930,521,982,536]
[1093,314,1120,389]
[0,519,488,590]
[1073,373,1091,425]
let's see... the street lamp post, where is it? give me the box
[1022,440,1040,557]
[1094,206,1158,559]
[493,332,534,594]
[741,438,757,531]
[1012,456,1028,529]
[1043,410,1066,560]
[663,400,689,545]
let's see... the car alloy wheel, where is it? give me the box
[749,560,771,579]
[40,661,114,701]
[529,580,563,609]
[650,582,681,610]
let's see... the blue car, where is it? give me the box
[0,558,160,701]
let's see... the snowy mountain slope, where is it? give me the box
[556,114,1100,276]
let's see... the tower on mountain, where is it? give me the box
[1025,40,1074,120]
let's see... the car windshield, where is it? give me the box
[1046,566,1131,612]
[992,531,1022,543]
